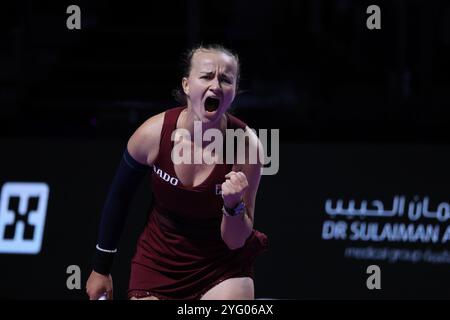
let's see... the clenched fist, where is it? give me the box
[221,171,248,208]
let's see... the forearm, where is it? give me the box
[220,209,253,250]
[93,148,148,275]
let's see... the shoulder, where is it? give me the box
[226,113,260,150]
[243,125,262,147]
[233,126,264,177]
[226,112,264,168]
[127,111,166,166]
[226,112,247,130]
[243,127,264,170]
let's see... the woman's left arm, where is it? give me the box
[220,128,264,249]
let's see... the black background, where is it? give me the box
[1,0,450,300]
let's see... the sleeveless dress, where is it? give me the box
[128,107,268,299]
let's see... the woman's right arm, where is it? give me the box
[126,111,164,166]
[86,112,164,300]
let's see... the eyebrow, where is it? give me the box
[199,71,234,79]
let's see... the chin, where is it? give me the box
[203,108,225,123]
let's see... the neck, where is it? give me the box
[182,107,226,131]
[179,107,226,148]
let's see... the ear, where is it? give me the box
[182,77,189,95]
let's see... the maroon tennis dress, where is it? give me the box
[128,107,268,299]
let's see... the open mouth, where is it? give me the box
[204,97,220,112]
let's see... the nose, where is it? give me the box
[209,76,221,91]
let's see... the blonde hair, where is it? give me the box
[172,44,240,105]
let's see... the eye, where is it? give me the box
[221,77,232,84]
